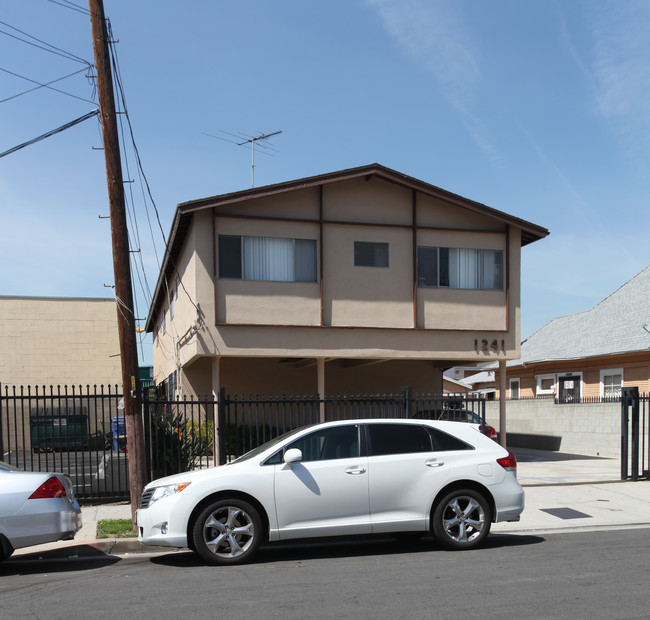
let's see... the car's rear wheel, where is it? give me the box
[0,536,14,562]
[432,489,491,550]
[192,499,262,565]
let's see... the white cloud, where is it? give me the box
[364,0,498,161]
[588,1,650,163]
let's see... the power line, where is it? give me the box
[0,66,90,105]
[0,21,91,65]
[0,66,96,104]
[0,109,99,159]
[46,0,90,16]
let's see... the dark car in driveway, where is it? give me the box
[415,408,498,441]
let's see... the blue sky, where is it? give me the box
[1,0,649,366]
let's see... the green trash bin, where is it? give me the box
[30,412,89,452]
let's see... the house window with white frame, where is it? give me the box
[509,378,520,400]
[535,373,555,396]
[417,247,503,290]
[218,235,317,282]
[600,368,623,399]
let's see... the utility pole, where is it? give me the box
[88,0,146,520]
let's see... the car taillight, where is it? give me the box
[29,476,67,499]
[497,451,517,472]
[480,424,498,441]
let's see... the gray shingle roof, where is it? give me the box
[510,265,650,366]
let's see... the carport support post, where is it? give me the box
[498,360,507,448]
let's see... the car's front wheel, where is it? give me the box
[192,499,263,565]
[432,489,491,550]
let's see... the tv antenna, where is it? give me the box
[203,129,282,187]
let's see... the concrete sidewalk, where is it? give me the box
[11,449,650,559]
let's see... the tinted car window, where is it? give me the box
[427,427,473,451]
[368,424,432,456]
[268,425,361,464]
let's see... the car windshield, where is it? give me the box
[230,426,309,464]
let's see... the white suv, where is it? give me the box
[136,418,524,565]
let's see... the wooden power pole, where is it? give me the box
[88,0,146,519]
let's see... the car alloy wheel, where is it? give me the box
[432,489,491,550]
[192,499,263,565]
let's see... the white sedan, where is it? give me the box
[136,418,524,565]
[0,461,82,561]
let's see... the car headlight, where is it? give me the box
[149,482,191,505]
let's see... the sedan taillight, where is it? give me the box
[496,451,517,472]
[29,476,67,499]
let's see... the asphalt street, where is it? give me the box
[2,528,649,620]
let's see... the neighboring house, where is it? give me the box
[442,376,471,394]
[0,296,122,390]
[490,265,650,400]
[145,164,548,399]
[461,370,497,399]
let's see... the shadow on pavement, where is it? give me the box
[1,545,121,575]
[513,448,610,463]
[150,532,545,567]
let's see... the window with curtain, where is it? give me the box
[218,235,317,282]
[417,246,503,290]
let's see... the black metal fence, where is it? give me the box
[2,384,485,500]
[621,388,650,481]
[1,384,129,502]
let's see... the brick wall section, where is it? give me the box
[486,399,620,457]
[0,296,122,388]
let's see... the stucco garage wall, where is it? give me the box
[485,399,620,457]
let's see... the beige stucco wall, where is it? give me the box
[152,175,528,396]
[0,296,122,388]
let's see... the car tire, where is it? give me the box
[0,536,14,562]
[192,498,263,565]
[432,488,492,550]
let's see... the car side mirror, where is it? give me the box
[283,448,302,464]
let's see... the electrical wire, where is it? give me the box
[0,66,90,105]
[46,0,90,16]
[106,20,201,318]
[0,21,91,66]
[0,109,98,159]
[0,66,96,105]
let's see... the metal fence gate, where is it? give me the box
[1,384,129,502]
[2,384,486,500]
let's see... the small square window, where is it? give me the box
[354,241,389,267]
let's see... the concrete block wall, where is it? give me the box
[1,296,122,389]
[485,399,620,457]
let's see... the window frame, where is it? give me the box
[509,378,520,400]
[417,246,504,290]
[535,373,556,396]
[353,241,389,268]
[218,234,318,283]
[600,368,624,399]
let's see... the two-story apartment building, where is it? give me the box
[145,164,548,400]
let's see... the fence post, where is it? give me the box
[621,387,639,481]
[142,387,152,483]
[217,387,227,465]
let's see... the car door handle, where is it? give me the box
[425,458,444,468]
[345,466,367,475]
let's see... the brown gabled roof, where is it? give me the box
[145,163,549,332]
